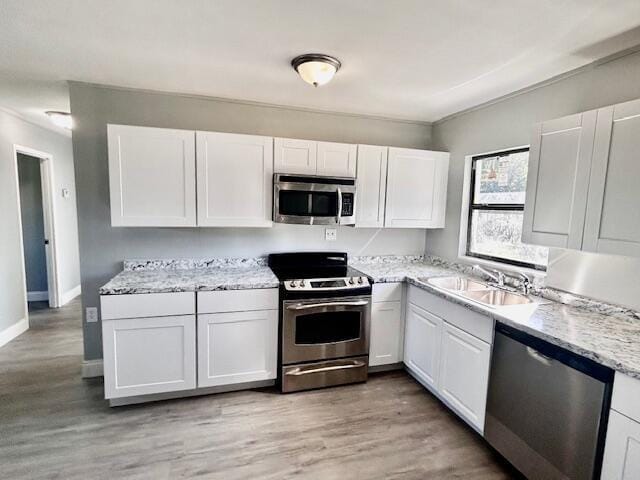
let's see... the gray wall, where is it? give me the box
[429,49,640,310]
[17,153,48,294]
[68,83,433,361]
[0,110,81,336]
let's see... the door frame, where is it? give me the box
[13,144,61,309]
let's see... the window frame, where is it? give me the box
[465,147,546,271]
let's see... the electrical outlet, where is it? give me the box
[325,228,337,241]
[86,307,98,323]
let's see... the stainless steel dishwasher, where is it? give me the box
[485,323,614,480]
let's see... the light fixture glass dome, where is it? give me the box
[292,54,341,87]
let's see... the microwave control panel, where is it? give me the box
[341,193,354,217]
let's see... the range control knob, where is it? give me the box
[348,277,356,285]
[289,280,298,288]
[300,279,306,287]
[358,276,364,284]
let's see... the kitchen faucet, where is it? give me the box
[473,265,505,287]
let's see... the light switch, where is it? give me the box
[86,307,98,323]
[62,188,70,198]
[325,228,337,241]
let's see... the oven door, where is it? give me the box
[282,296,370,364]
[274,175,356,225]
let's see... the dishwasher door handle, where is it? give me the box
[526,346,553,366]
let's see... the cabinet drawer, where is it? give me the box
[407,286,493,343]
[612,373,640,421]
[101,292,195,320]
[373,282,403,303]
[197,289,278,314]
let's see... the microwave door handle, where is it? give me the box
[337,187,342,224]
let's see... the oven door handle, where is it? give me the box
[286,300,369,310]
[285,360,366,376]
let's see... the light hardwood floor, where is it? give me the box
[0,299,520,479]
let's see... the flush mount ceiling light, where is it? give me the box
[291,54,341,87]
[45,110,73,130]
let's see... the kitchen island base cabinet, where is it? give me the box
[102,315,196,399]
[197,310,278,388]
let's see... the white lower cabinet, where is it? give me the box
[102,314,197,399]
[197,310,278,387]
[369,301,403,366]
[439,322,491,430]
[602,411,640,480]
[404,303,442,389]
[602,373,640,479]
[404,285,493,432]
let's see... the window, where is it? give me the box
[466,148,548,270]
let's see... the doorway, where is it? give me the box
[14,146,61,310]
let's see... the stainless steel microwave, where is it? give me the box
[273,174,356,225]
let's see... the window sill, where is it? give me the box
[457,255,547,280]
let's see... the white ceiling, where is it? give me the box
[2,0,640,133]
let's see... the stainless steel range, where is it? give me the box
[268,252,372,393]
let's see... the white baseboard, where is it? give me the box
[0,317,29,348]
[27,291,48,302]
[60,284,82,306]
[82,359,103,378]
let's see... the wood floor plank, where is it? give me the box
[0,299,520,479]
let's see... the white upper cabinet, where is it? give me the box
[356,145,388,228]
[274,138,317,175]
[196,131,273,227]
[107,124,197,227]
[274,138,356,177]
[583,98,640,257]
[316,141,357,177]
[522,111,597,249]
[384,147,449,228]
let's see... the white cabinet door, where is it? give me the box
[197,310,278,387]
[102,315,196,399]
[602,410,640,480]
[522,111,597,249]
[385,148,449,228]
[583,99,640,257]
[404,303,442,389]
[356,145,388,228]
[196,131,273,227]
[107,124,196,227]
[438,321,491,432]
[316,141,357,177]
[369,301,403,366]
[274,138,317,174]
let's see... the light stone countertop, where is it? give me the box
[99,259,279,295]
[353,256,640,380]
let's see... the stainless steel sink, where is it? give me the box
[459,289,533,306]
[426,276,489,292]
